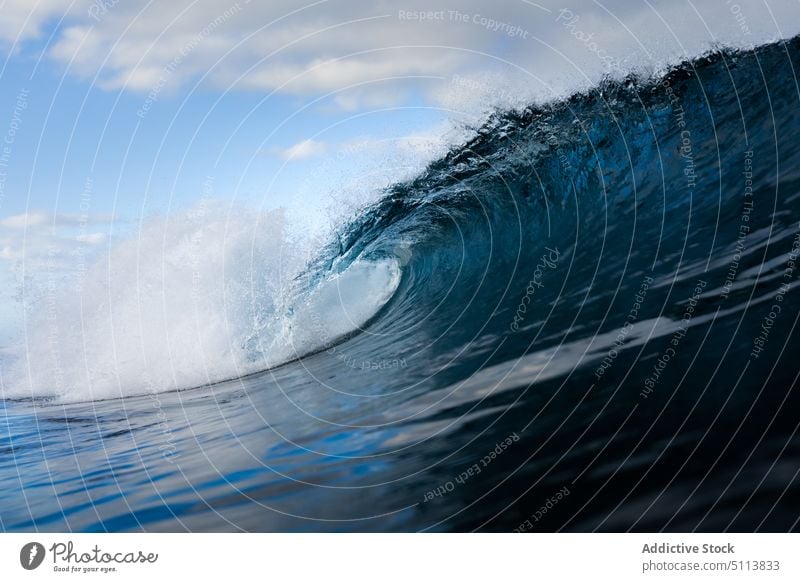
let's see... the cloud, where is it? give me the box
[0,209,114,334]
[272,138,328,160]
[2,0,799,114]
[0,211,116,229]
[75,232,107,245]
[0,230,105,263]
[0,210,115,272]
[0,212,50,229]
[0,0,76,48]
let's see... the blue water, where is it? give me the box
[2,37,800,532]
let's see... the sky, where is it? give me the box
[0,0,798,340]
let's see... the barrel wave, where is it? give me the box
[1,37,800,532]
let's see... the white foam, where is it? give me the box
[1,201,401,402]
[256,258,402,366]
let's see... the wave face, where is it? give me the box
[2,37,800,532]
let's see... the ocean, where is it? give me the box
[1,36,800,532]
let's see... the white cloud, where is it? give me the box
[273,138,328,160]
[0,210,116,272]
[0,0,800,118]
[0,211,116,229]
[0,209,117,337]
[0,230,102,265]
[75,232,107,245]
[1,0,799,114]
[0,0,76,47]
[0,212,50,229]
[0,246,22,261]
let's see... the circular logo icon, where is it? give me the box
[20,542,46,570]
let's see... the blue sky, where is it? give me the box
[1,0,798,340]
